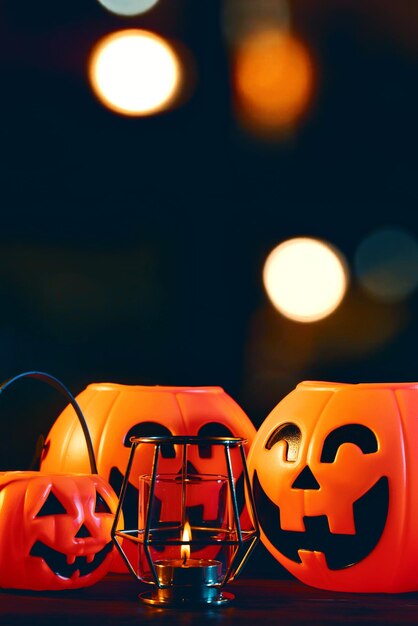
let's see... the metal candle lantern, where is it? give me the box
[112,435,259,606]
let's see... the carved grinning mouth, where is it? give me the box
[30,541,113,579]
[253,470,389,570]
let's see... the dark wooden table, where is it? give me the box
[3,573,418,626]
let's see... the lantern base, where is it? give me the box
[139,588,234,607]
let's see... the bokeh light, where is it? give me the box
[97,0,159,16]
[355,228,418,302]
[263,238,348,322]
[88,30,182,116]
[233,28,315,136]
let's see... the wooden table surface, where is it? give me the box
[3,573,418,626]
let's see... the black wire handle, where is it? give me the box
[0,370,98,475]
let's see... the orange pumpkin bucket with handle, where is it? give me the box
[0,371,119,591]
[247,381,418,592]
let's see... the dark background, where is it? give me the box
[0,0,417,475]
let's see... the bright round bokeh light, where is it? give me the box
[263,238,348,322]
[89,30,181,116]
[97,0,159,15]
[355,228,418,302]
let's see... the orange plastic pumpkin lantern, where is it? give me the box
[247,381,418,592]
[0,372,119,590]
[40,384,256,572]
[0,472,117,590]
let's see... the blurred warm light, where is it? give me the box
[233,28,314,135]
[263,238,348,323]
[223,0,290,45]
[355,228,418,302]
[97,0,159,15]
[244,288,406,416]
[88,30,182,116]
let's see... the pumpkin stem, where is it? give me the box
[0,371,98,474]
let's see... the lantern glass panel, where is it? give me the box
[138,473,233,581]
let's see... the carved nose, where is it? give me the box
[176,461,199,479]
[184,461,199,475]
[75,524,92,538]
[292,465,320,490]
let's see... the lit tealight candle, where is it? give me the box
[152,522,223,605]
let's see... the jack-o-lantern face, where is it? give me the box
[40,384,256,572]
[0,472,118,590]
[253,423,388,569]
[247,381,418,593]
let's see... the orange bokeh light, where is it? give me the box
[233,28,315,135]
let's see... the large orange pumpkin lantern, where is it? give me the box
[247,381,418,592]
[0,372,118,590]
[40,384,256,571]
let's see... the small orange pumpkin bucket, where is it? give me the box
[0,371,119,591]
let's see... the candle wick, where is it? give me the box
[182,554,188,566]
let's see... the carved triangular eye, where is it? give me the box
[36,491,67,517]
[95,492,112,514]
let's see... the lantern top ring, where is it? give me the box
[129,435,247,447]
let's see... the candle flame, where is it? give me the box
[181,521,191,564]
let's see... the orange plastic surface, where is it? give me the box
[247,381,418,592]
[0,472,118,590]
[40,384,256,572]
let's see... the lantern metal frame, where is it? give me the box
[111,435,259,606]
